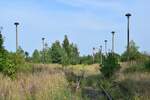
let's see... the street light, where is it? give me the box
[100,45,103,65]
[111,31,115,54]
[125,13,132,60]
[104,40,108,56]
[42,37,45,64]
[93,47,95,64]
[14,22,19,52]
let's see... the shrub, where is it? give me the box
[100,53,120,78]
[145,59,150,70]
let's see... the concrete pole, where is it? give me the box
[104,40,107,56]
[100,45,103,65]
[42,37,45,64]
[14,22,19,52]
[125,13,131,60]
[111,31,115,54]
[93,47,95,64]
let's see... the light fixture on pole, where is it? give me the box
[111,31,115,54]
[42,37,45,64]
[125,13,132,60]
[104,40,108,56]
[14,22,19,52]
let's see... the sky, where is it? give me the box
[0,0,149,55]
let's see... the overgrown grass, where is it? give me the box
[0,63,150,100]
[0,64,79,100]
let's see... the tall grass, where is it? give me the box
[0,64,72,100]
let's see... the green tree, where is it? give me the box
[0,33,16,77]
[62,35,70,63]
[69,44,80,65]
[61,48,69,67]
[32,49,41,63]
[80,55,93,65]
[62,35,70,54]
[121,40,141,61]
[51,41,62,64]
[100,53,120,78]
[44,48,52,63]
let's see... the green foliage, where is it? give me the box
[80,55,93,65]
[121,40,141,61]
[44,48,52,63]
[69,43,80,65]
[62,35,70,57]
[145,58,150,70]
[0,33,17,77]
[51,40,62,64]
[32,49,41,63]
[61,49,69,67]
[101,53,120,78]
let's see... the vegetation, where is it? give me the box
[100,53,120,78]
[1,31,150,99]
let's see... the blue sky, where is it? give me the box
[0,0,149,55]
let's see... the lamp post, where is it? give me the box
[100,45,103,65]
[125,13,131,60]
[42,37,45,64]
[14,22,19,52]
[93,47,95,64]
[111,31,115,54]
[104,40,108,56]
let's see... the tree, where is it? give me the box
[62,35,70,54]
[100,53,120,78]
[44,48,52,63]
[80,55,93,65]
[0,33,16,77]
[32,49,41,63]
[62,35,70,63]
[69,44,80,65]
[121,40,141,61]
[61,48,69,67]
[51,41,62,64]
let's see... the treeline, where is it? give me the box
[31,35,103,65]
[1,31,150,78]
[32,35,80,65]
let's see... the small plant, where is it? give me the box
[100,53,120,78]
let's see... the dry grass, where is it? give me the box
[0,64,71,100]
[116,63,150,99]
[67,64,100,77]
[0,64,100,100]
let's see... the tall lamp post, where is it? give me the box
[125,13,131,60]
[104,40,108,56]
[42,37,45,64]
[111,31,115,54]
[93,47,95,64]
[100,45,103,65]
[14,22,19,52]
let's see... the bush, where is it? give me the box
[0,33,25,78]
[145,59,150,70]
[100,53,120,78]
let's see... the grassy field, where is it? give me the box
[0,63,150,100]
